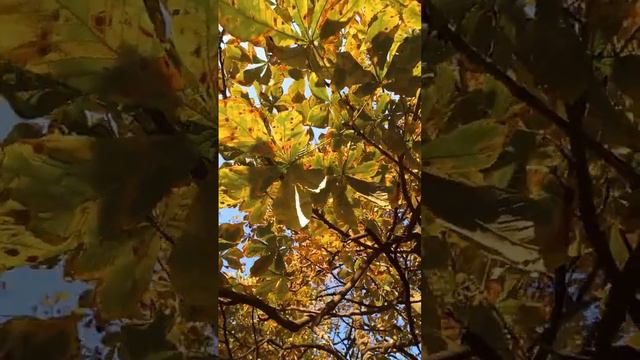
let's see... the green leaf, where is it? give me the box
[314,0,363,30]
[403,1,421,29]
[0,201,78,271]
[332,181,358,229]
[308,104,330,127]
[460,6,496,55]
[255,277,278,297]
[274,276,289,299]
[223,248,244,270]
[423,120,507,172]
[105,313,177,360]
[381,123,407,156]
[308,73,329,101]
[165,0,216,95]
[274,250,286,273]
[346,176,390,208]
[220,98,275,157]
[2,123,44,145]
[219,0,302,45]
[92,135,200,237]
[267,41,309,68]
[337,267,351,280]
[237,64,266,86]
[250,253,275,277]
[366,8,399,73]
[246,238,269,257]
[0,0,167,93]
[610,224,628,270]
[332,52,377,89]
[220,223,244,243]
[0,134,197,272]
[167,174,217,321]
[219,165,281,209]
[318,18,349,39]
[0,315,81,359]
[348,160,379,179]
[283,0,310,38]
[273,181,311,230]
[423,171,546,271]
[0,87,79,119]
[384,33,420,96]
[67,225,162,319]
[219,223,244,251]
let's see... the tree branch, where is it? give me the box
[276,342,347,360]
[337,95,420,181]
[363,340,420,357]
[312,208,377,250]
[398,154,417,214]
[594,244,640,355]
[422,1,640,188]
[146,214,175,245]
[219,303,234,360]
[564,96,640,353]
[365,227,420,346]
[533,265,568,360]
[219,248,382,332]
[251,307,259,359]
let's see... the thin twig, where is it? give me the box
[220,304,234,360]
[146,214,175,245]
[365,227,420,345]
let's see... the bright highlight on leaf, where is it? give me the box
[294,185,311,228]
[218,0,421,357]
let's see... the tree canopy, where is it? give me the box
[423,0,640,358]
[217,0,421,358]
[2,0,640,359]
[0,0,216,358]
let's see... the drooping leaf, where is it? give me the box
[332,181,358,229]
[272,169,313,230]
[423,120,507,172]
[308,72,330,101]
[331,52,377,89]
[423,171,545,271]
[254,277,278,297]
[274,275,289,299]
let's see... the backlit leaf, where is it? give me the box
[423,120,507,172]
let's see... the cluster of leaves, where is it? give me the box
[0,0,216,358]
[217,0,421,358]
[422,0,640,359]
